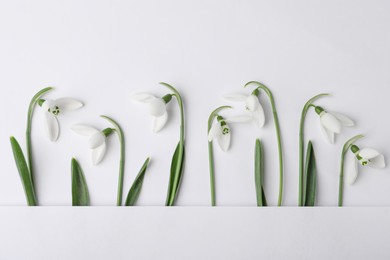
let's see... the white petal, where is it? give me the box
[359,148,381,160]
[71,124,99,136]
[44,113,59,142]
[223,93,248,102]
[245,95,260,111]
[320,122,335,144]
[92,143,106,165]
[330,112,354,127]
[208,123,222,142]
[55,98,83,111]
[149,98,166,117]
[153,112,168,133]
[217,126,231,152]
[320,112,341,134]
[347,157,359,185]
[89,132,106,149]
[251,105,265,128]
[369,154,386,169]
[131,93,156,103]
[225,115,252,123]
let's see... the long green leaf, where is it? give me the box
[255,139,266,206]
[71,158,90,206]
[304,141,317,206]
[165,141,185,206]
[261,186,267,206]
[10,137,37,206]
[125,157,151,206]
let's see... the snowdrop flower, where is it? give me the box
[223,89,265,128]
[208,115,250,151]
[131,93,173,133]
[314,106,354,144]
[347,145,386,184]
[38,98,83,141]
[71,124,114,165]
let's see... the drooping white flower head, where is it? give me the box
[208,115,251,151]
[39,98,83,142]
[347,145,386,184]
[71,124,112,165]
[223,91,265,128]
[314,106,354,144]
[131,93,172,133]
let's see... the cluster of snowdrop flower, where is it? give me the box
[207,82,285,206]
[9,84,387,207]
[11,83,185,207]
[208,88,265,152]
[310,104,385,184]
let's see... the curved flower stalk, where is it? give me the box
[243,81,285,206]
[132,82,185,206]
[159,83,185,206]
[26,87,54,188]
[131,92,172,133]
[71,116,125,206]
[338,135,385,206]
[207,106,251,206]
[338,135,364,206]
[298,94,329,206]
[208,106,229,206]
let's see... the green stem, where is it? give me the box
[101,115,125,206]
[298,93,329,206]
[160,82,185,206]
[26,87,54,190]
[207,106,232,206]
[338,134,364,207]
[245,81,284,206]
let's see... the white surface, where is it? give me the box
[0,207,389,260]
[1,1,390,259]
[1,0,390,207]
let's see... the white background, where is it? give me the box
[0,0,390,259]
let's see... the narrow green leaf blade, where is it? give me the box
[261,185,268,206]
[255,139,266,206]
[10,137,37,206]
[165,141,185,206]
[125,157,151,206]
[304,141,317,206]
[71,158,90,206]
